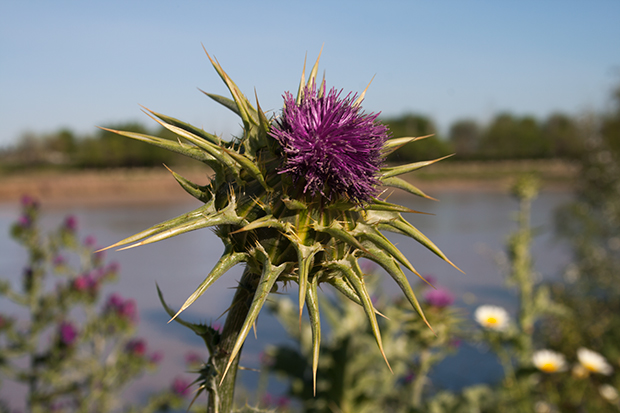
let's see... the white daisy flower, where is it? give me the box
[577,347,613,375]
[599,384,619,402]
[474,305,509,331]
[533,349,567,373]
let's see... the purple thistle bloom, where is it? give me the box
[171,377,191,397]
[424,287,454,308]
[59,321,78,346]
[125,338,147,356]
[185,351,203,366]
[105,293,138,323]
[64,215,78,232]
[270,84,389,204]
[149,351,163,364]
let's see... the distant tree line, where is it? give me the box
[382,111,584,163]
[0,101,606,170]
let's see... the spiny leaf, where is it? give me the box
[202,46,259,128]
[199,90,241,118]
[307,44,323,89]
[97,127,215,164]
[362,246,433,331]
[171,248,247,321]
[98,202,215,252]
[230,215,291,234]
[117,201,245,251]
[353,74,375,107]
[380,154,453,178]
[380,176,437,200]
[142,106,223,146]
[221,260,288,384]
[366,198,431,214]
[312,220,368,254]
[163,164,212,203]
[382,217,464,274]
[296,52,307,105]
[142,109,240,173]
[353,223,421,276]
[222,147,270,190]
[326,276,388,319]
[289,241,321,324]
[332,258,392,372]
[306,276,321,396]
[383,134,434,155]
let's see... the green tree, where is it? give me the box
[382,114,453,162]
[478,113,549,159]
[449,119,481,159]
[542,113,582,158]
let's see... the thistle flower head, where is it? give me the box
[270,84,387,203]
[102,48,460,391]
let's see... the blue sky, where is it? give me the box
[1,1,619,148]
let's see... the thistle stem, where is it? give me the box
[209,268,256,413]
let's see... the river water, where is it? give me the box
[0,188,574,408]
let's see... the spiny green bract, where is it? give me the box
[102,49,460,388]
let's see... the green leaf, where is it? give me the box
[98,202,216,251]
[366,198,430,214]
[144,107,223,146]
[222,148,270,190]
[382,134,433,154]
[200,91,241,118]
[380,154,453,178]
[97,127,215,164]
[203,47,259,128]
[331,257,391,372]
[353,223,420,276]
[384,217,463,273]
[362,246,433,330]
[171,247,247,321]
[380,176,437,200]
[305,276,321,395]
[221,257,288,383]
[164,165,212,203]
[307,45,323,89]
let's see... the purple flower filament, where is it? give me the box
[270,83,388,204]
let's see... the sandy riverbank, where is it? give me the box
[0,160,577,206]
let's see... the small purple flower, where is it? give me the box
[424,288,454,308]
[53,255,66,266]
[149,351,163,364]
[185,351,203,367]
[212,322,222,333]
[20,195,38,209]
[125,338,147,356]
[105,293,138,323]
[63,215,78,232]
[17,215,31,228]
[59,321,78,346]
[84,235,97,248]
[171,377,191,397]
[270,83,388,204]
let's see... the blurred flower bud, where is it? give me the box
[424,287,454,308]
[59,321,78,346]
[171,377,191,397]
[63,215,78,232]
[125,338,147,356]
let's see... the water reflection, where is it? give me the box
[0,189,573,406]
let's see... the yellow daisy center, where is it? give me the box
[486,316,498,325]
[583,362,599,373]
[540,362,558,372]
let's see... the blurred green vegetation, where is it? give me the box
[1,93,597,172]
